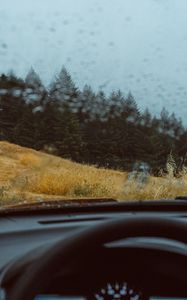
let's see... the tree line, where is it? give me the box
[0,67,186,174]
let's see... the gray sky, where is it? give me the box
[0,0,187,122]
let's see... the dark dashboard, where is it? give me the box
[1,200,187,300]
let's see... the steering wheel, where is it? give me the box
[8,216,187,300]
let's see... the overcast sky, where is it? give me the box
[0,0,187,122]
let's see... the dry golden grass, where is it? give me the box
[19,153,41,167]
[122,175,187,200]
[0,141,187,207]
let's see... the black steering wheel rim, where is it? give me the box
[9,216,187,300]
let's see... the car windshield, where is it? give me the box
[0,0,187,209]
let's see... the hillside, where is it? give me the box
[0,142,187,207]
[0,142,126,207]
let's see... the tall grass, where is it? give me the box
[1,141,187,207]
[25,168,125,198]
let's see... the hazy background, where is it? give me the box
[0,0,187,122]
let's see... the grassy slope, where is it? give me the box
[0,141,187,207]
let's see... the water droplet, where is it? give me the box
[2,43,7,49]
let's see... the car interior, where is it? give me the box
[1,0,187,299]
[1,200,187,300]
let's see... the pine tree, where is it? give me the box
[54,103,85,161]
[0,73,26,142]
[49,66,79,110]
[13,105,36,148]
[25,67,43,90]
[77,84,96,122]
[107,90,125,119]
[25,68,46,105]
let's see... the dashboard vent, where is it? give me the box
[38,216,104,225]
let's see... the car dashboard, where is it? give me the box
[1,201,187,300]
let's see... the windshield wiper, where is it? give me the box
[2,198,187,215]
[175,196,187,201]
[0,198,117,212]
